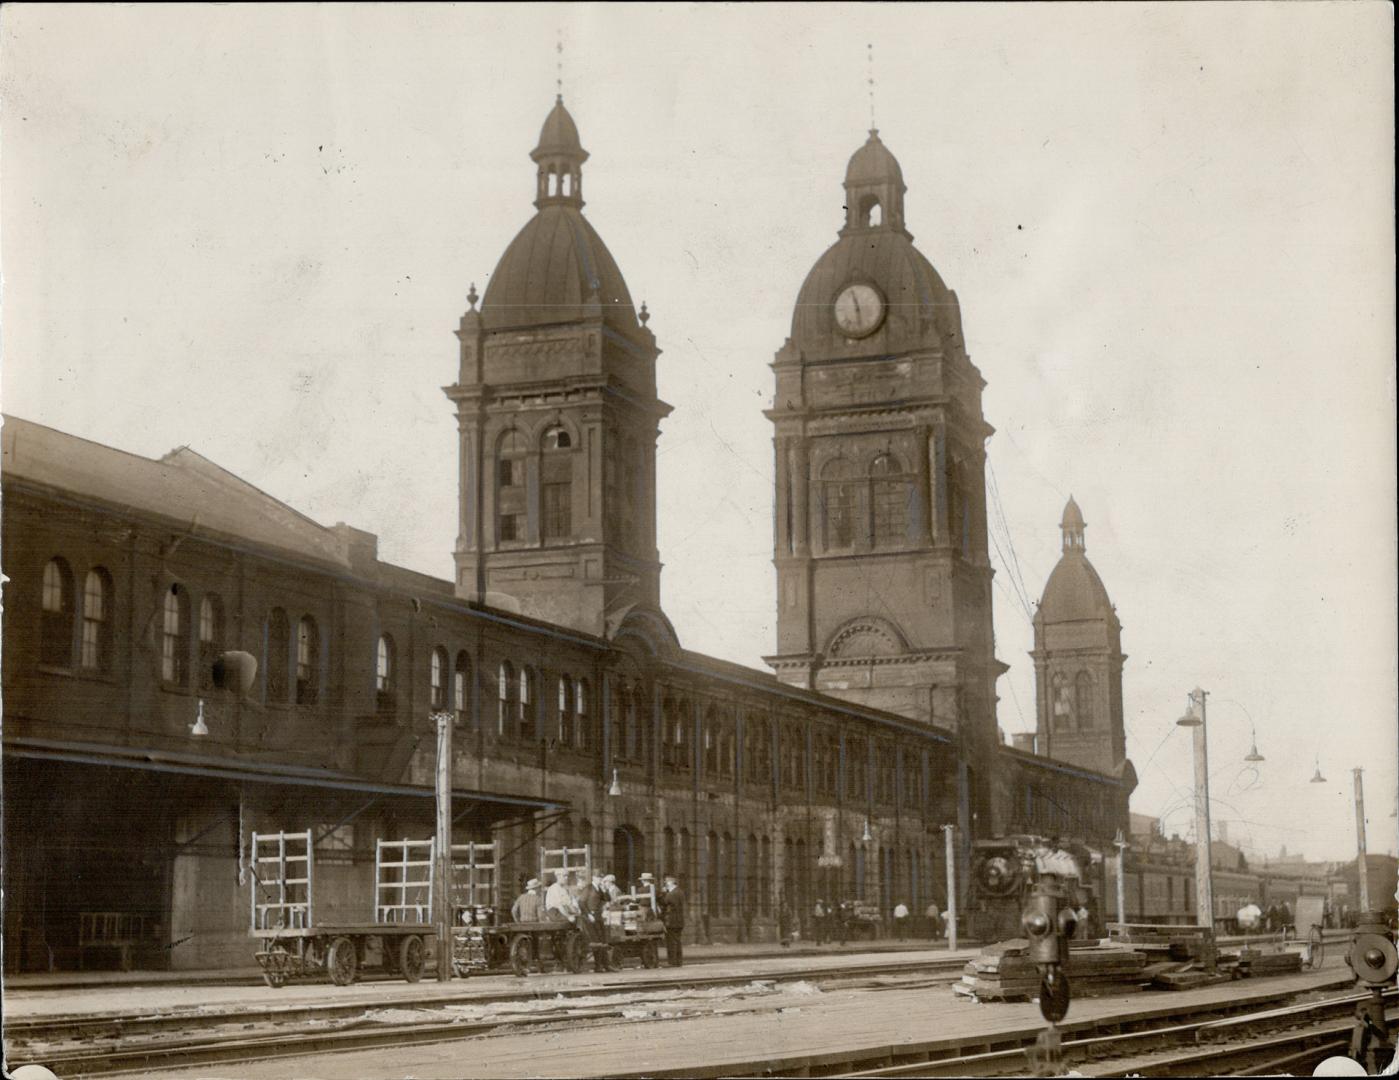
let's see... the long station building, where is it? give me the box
[1,97,1135,971]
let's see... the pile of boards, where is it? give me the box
[953,939,1149,1001]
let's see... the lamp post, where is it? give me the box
[942,823,958,951]
[431,710,454,982]
[1112,828,1128,927]
[1176,688,1215,971]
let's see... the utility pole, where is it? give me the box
[942,823,958,951]
[1353,767,1370,912]
[433,711,454,981]
[1177,687,1215,971]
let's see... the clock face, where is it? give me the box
[833,283,885,338]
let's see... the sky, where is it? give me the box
[2,3,1394,864]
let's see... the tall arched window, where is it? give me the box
[163,585,191,686]
[198,594,224,690]
[745,833,759,916]
[1075,671,1094,729]
[870,452,911,547]
[542,424,573,542]
[613,677,634,762]
[821,458,859,549]
[454,651,471,726]
[41,557,75,667]
[720,832,734,915]
[296,616,320,705]
[575,677,591,751]
[429,646,447,710]
[375,633,396,710]
[80,568,112,672]
[266,608,290,702]
[675,698,692,770]
[497,660,516,737]
[760,835,772,914]
[558,675,574,746]
[519,666,536,740]
[705,831,719,916]
[703,707,718,775]
[679,827,693,891]
[1052,672,1072,730]
[496,429,527,544]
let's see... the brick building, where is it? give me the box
[1,97,1134,971]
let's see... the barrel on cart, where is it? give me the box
[249,830,436,988]
[453,842,593,977]
[604,875,665,969]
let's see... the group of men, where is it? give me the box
[508,869,688,968]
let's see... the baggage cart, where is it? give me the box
[249,830,437,987]
[604,874,665,969]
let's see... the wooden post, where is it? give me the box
[434,711,453,981]
[942,823,957,951]
[1189,689,1215,972]
[1353,767,1370,912]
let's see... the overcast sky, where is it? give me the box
[3,3,1394,864]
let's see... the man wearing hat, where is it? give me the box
[638,872,658,913]
[602,873,623,903]
[511,877,544,924]
[658,874,686,967]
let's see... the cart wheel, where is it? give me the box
[398,935,426,982]
[641,940,660,969]
[328,936,358,986]
[510,934,535,977]
[561,931,585,974]
[1307,925,1325,969]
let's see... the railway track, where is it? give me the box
[5,958,967,1078]
[835,987,1396,1078]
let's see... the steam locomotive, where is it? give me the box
[965,834,1104,943]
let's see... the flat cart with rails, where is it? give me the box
[249,830,437,987]
[604,877,665,969]
[453,843,592,977]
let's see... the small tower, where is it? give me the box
[445,96,671,637]
[1030,497,1128,775]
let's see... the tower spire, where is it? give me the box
[866,42,877,131]
[1060,495,1086,553]
[556,28,564,100]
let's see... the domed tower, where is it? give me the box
[764,129,1005,829]
[1030,497,1128,775]
[445,96,671,636]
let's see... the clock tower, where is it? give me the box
[764,129,1006,826]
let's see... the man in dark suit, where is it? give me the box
[659,875,686,967]
[578,873,616,971]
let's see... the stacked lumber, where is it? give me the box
[953,938,1148,1001]
[1234,947,1303,978]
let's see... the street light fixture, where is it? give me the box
[1310,757,1327,784]
[608,768,622,797]
[190,699,209,737]
[861,819,872,843]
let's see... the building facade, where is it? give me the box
[1,97,1134,972]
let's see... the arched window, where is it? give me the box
[720,832,734,915]
[376,633,396,709]
[703,707,718,775]
[679,827,693,891]
[296,616,320,705]
[558,676,574,746]
[519,666,536,740]
[542,425,573,542]
[80,568,113,672]
[198,594,224,690]
[454,651,470,725]
[497,660,516,737]
[41,557,75,667]
[745,833,759,916]
[705,831,719,916]
[1052,672,1072,730]
[860,193,881,228]
[760,835,772,915]
[162,585,191,687]
[429,646,447,710]
[870,453,911,548]
[821,458,859,549]
[1075,671,1094,729]
[575,677,591,751]
[496,429,527,544]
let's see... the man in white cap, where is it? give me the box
[545,869,578,922]
[602,873,623,903]
[511,877,544,923]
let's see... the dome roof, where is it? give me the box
[790,228,960,344]
[532,96,586,162]
[1039,552,1114,623]
[481,204,638,335]
[845,129,904,188]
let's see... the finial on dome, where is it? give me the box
[556,29,564,100]
[638,301,650,326]
[1060,495,1086,553]
[467,283,478,310]
[866,43,877,130]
